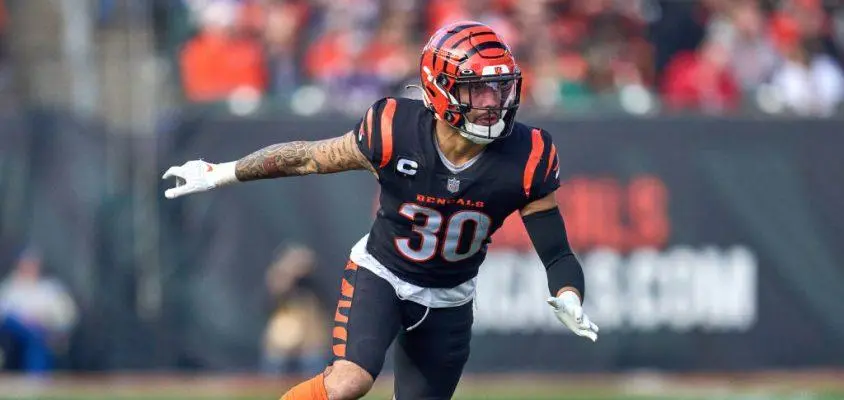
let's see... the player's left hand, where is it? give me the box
[546,291,599,342]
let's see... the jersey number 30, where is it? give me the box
[395,203,492,262]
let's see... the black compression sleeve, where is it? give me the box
[521,207,585,300]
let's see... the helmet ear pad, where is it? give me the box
[444,102,468,127]
[436,74,452,89]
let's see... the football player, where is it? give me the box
[163,21,598,400]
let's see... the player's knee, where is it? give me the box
[324,360,374,400]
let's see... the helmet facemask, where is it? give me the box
[447,72,522,145]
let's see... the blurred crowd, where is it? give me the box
[0,248,78,373]
[261,243,328,377]
[0,0,10,102]
[167,0,844,117]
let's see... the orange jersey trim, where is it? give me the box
[544,143,557,181]
[379,98,396,168]
[523,129,545,198]
[365,106,374,149]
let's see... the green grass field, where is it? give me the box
[0,371,842,400]
[4,392,844,400]
[6,396,844,400]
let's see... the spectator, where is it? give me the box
[179,0,268,102]
[261,243,329,377]
[262,0,310,98]
[769,36,844,116]
[0,248,78,374]
[708,0,781,93]
[661,32,741,114]
[764,2,844,116]
[426,0,471,36]
[363,14,416,94]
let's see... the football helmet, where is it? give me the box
[419,21,522,145]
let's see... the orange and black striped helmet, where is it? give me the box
[419,21,522,144]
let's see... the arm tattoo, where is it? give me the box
[234,132,376,181]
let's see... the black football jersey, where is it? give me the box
[354,97,560,288]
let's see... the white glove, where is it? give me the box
[161,160,238,199]
[547,291,599,342]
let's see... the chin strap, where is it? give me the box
[458,131,494,145]
[460,118,505,144]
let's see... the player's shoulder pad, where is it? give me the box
[355,97,395,169]
[355,97,430,170]
[506,122,560,199]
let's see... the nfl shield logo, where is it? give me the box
[447,177,460,193]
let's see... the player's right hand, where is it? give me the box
[162,160,237,199]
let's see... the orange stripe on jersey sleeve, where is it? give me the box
[523,129,545,198]
[544,143,557,181]
[365,106,374,150]
[379,98,397,168]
